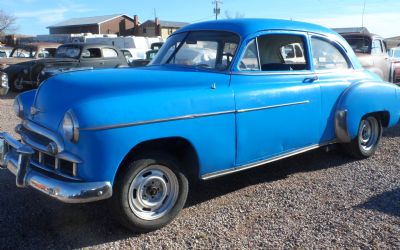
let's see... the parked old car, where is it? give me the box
[130,42,164,67]
[0,47,13,58]
[36,43,128,87]
[389,47,400,60]
[0,43,61,91]
[1,19,400,232]
[334,27,397,83]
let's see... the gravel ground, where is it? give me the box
[0,92,399,249]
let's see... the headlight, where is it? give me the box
[1,73,8,88]
[13,97,23,118]
[62,111,79,143]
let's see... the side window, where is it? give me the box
[257,34,308,71]
[122,50,132,58]
[371,40,383,54]
[102,48,118,58]
[239,39,260,71]
[82,48,102,58]
[311,38,350,70]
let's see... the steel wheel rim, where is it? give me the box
[358,117,379,152]
[13,78,24,90]
[128,164,179,221]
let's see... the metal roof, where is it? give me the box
[142,20,189,28]
[48,14,133,28]
[178,18,337,38]
[333,27,370,35]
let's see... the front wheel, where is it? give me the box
[11,75,26,92]
[342,115,382,159]
[109,152,189,232]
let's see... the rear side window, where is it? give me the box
[311,38,350,70]
[239,34,309,72]
[82,48,102,58]
[102,48,118,58]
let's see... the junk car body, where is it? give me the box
[1,19,400,232]
[334,27,399,84]
[0,43,61,91]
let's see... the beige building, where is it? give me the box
[138,19,189,39]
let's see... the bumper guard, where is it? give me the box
[0,132,112,203]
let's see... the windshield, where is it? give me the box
[55,45,81,59]
[150,31,240,71]
[10,47,34,58]
[343,36,371,54]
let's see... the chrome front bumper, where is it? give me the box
[0,132,112,203]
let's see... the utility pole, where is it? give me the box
[213,1,222,20]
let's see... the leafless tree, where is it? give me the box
[224,10,245,19]
[0,10,17,35]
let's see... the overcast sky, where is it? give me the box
[1,0,399,38]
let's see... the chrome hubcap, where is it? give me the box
[358,117,379,152]
[128,165,179,220]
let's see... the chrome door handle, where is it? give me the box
[303,76,319,83]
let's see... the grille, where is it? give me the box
[31,149,76,177]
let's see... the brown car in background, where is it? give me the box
[0,42,61,91]
[335,27,399,84]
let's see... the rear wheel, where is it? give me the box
[110,152,189,232]
[342,115,382,159]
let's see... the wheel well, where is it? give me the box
[117,137,200,181]
[366,111,390,127]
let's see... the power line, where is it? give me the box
[361,0,366,28]
[212,0,223,20]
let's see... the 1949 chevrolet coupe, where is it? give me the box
[1,19,400,232]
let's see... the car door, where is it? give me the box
[371,39,391,81]
[101,47,121,67]
[309,35,357,142]
[231,31,321,166]
[80,47,104,68]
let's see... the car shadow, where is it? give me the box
[185,147,354,208]
[355,188,400,218]
[0,91,18,100]
[382,124,400,138]
[0,147,356,249]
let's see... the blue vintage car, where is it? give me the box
[1,19,400,232]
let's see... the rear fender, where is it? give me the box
[335,81,400,142]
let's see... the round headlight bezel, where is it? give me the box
[62,111,79,143]
[13,97,23,118]
[1,73,8,88]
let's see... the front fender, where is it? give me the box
[335,80,400,142]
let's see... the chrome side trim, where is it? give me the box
[80,110,237,131]
[201,142,334,180]
[236,100,310,113]
[80,101,310,131]
[335,109,351,143]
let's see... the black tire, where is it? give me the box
[342,115,382,159]
[10,74,26,92]
[109,152,189,233]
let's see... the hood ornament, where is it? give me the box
[30,106,41,116]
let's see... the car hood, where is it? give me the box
[30,66,231,131]
[0,57,34,66]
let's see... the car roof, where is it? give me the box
[61,43,119,49]
[177,18,337,38]
[22,42,61,49]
